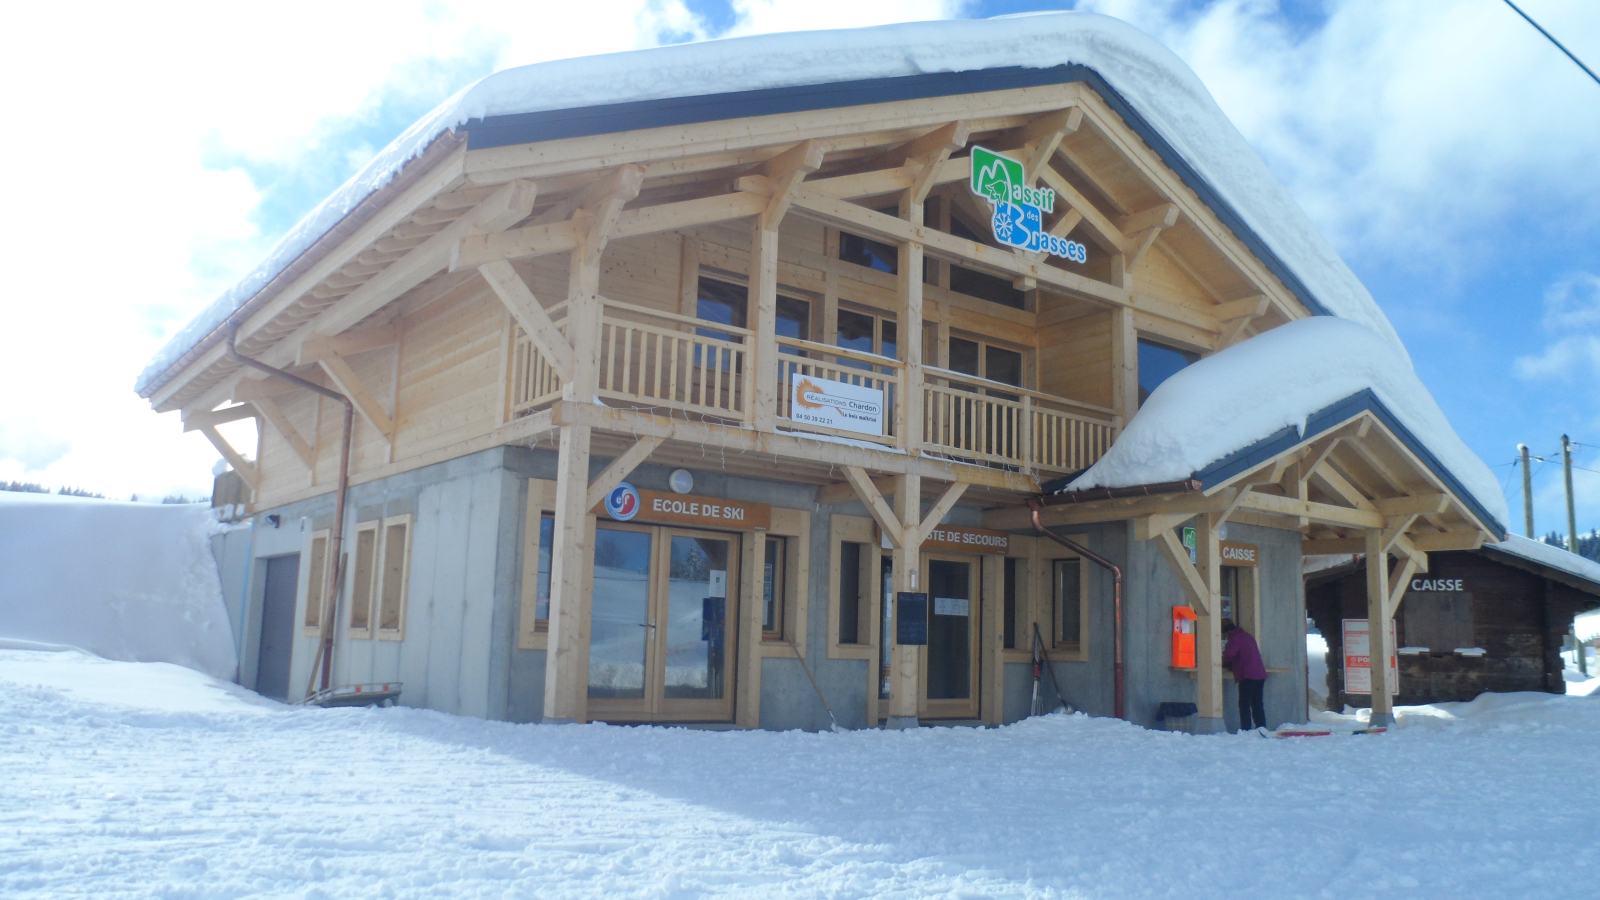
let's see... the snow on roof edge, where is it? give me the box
[1485,535,1600,593]
[137,12,1403,397]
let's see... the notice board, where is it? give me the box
[1342,619,1398,696]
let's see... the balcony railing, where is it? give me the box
[508,302,1117,476]
[922,366,1114,475]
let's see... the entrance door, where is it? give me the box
[921,555,980,719]
[588,523,740,723]
[256,554,300,701]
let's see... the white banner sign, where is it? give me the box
[1342,619,1398,696]
[933,596,970,617]
[789,375,885,435]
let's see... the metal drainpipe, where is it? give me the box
[226,330,354,696]
[1029,500,1124,720]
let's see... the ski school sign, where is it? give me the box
[969,146,1088,264]
[789,376,885,436]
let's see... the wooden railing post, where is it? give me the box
[1021,393,1034,473]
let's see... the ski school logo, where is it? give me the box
[970,145,1088,265]
[604,482,641,521]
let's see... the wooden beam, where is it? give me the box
[585,435,664,510]
[1156,528,1210,615]
[1020,108,1083,183]
[1213,295,1271,322]
[844,465,903,548]
[317,353,393,440]
[297,323,400,366]
[1134,511,1195,541]
[905,122,970,206]
[199,425,258,490]
[1385,556,1420,620]
[818,475,892,506]
[1236,492,1384,529]
[1411,530,1485,552]
[1392,532,1429,574]
[477,259,575,380]
[760,139,825,230]
[1380,514,1420,554]
[1374,493,1450,517]
[914,481,970,545]
[183,404,258,432]
[576,166,646,257]
[1120,203,1179,270]
[251,397,315,470]
[787,186,1129,308]
[231,375,301,403]
[1310,462,1377,512]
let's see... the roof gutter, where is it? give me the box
[1033,478,1203,507]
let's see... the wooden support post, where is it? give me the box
[1364,528,1395,726]
[585,435,664,510]
[542,422,593,724]
[897,208,925,452]
[1109,306,1137,431]
[736,529,763,728]
[749,221,780,430]
[886,472,923,727]
[478,259,575,381]
[199,425,258,492]
[1193,514,1225,730]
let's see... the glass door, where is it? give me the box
[921,555,980,719]
[588,524,739,723]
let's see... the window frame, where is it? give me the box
[1050,557,1089,654]
[300,528,330,638]
[998,531,1091,664]
[757,507,811,657]
[519,478,558,651]
[826,514,880,661]
[375,514,413,642]
[346,520,381,639]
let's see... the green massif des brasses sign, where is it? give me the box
[969,146,1089,265]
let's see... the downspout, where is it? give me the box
[1028,499,1124,720]
[226,330,354,696]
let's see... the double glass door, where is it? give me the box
[588,524,740,722]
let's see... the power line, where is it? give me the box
[1502,0,1600,88]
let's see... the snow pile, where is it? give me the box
[0,493,236,679]
[5,649,1600,898]
[1579,610,1600,643]
[1066,317,1508,529]
[1490,534,1600,589]
[139,11,1402,394]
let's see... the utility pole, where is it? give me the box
[1520,444,1535,538]
[1562,435,1578,554]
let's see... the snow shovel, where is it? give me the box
[791,646,847,733]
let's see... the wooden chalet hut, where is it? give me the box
[141,14,1509,733]
[1306,536,1600,708]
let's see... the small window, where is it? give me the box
[1220,565,1239,625]
[763,537,787,640]
[695,277,747,340]
[302,529,329,635]
[534,515,554,626]
[348,523,379,637]
[776,295,811,356]
[1054,558,1083,649]
[1137,338,1199,406]
[838,541,864,644]
[948,216,1026,309]
[376,517,411,638]
[838,212,900,274]
[948,337,1024,388]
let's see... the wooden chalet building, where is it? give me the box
[140,15,1509,733]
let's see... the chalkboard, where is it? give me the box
[896,592,928,645]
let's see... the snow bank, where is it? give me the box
[1579,610,1600,643]
[138,11,1402,394]
[6,649,1600,899]
[0,493,236,679]
[1490,534,1600,590]
[1066,317,1508,529]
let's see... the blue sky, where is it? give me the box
[2,0,1595,537]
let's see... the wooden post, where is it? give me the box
[897,195,925,451]
[1365,527,1394,726]
[1193,514,1225,730]
[749,221,780,430]
[736,528,764,727]
[886,472,923,727]
[1109,306,1137,433]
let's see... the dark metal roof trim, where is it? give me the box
[1035,478,1202,507]
[461,65,1333,321]
[1478,544,1600,597]
[1194,388,1507,538]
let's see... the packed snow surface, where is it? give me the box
[0,493,235,679]
[1580,610,1600,643]
[139,11,1403,394]
[1067,317,1509,530]
[5,648,1599,899]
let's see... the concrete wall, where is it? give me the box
[209,524,255,683]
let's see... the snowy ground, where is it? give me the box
[3,649,1598,899]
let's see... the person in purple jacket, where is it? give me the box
[1222,620,1269,731]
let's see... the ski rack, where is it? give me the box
[301,682,403,709]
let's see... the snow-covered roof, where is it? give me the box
[139,11,1404,395]
[1064,317,1509,535]
[1484,535,1600,595]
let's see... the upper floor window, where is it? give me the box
[948,336,1023,388]
[948,215,1026,310]
[1137,338,1199,406]
[696,276,810,344]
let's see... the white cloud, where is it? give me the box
[1514,272,1600,383]
[1077,0,1600,268]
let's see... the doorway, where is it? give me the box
[255,554,300,701]
[921,555,980,719]
[588,523,741,723]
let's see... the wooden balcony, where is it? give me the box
[510,301,1117,477]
